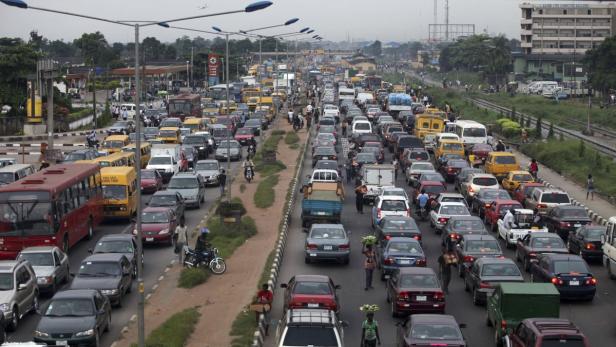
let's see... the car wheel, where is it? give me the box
[608,261,616,280]
[304,256,310,264]
[390,298,398,318]
[8,306,18,331]
[458,264,465,278]
[464,277,470,292]
[515,249,521,262]
[472,288,480,305]
[342,256,349,265]
[93,331,100,347]
[386,290,391,303]
[63,236,69,254]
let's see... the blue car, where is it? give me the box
[529,253,596,300]
[377,237,426,280]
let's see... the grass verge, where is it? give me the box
[254,174,279,208]
[208,215,258,258]
[254,131,286,177]
[178,268,210,289]
[229,307,257,347]
[131,307,200,347]
[284,131,300,145]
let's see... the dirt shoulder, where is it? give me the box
[114,117,307,347]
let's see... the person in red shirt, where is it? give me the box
[255,283,273,325]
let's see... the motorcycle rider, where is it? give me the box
[247,138,257,157]
[86,130,98,148]
[503,208,516,229]
[243,157,255,180]
[417,189,430,217]
[194,227,212,264]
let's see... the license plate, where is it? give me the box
[146,237,154,242]
[399,259,411,265]
[324,245,333,251]
[307,303,319,308]
[569,280,579,286]
[322,156,328,160]
[574,224,581,227]
[56,341,68,346]
[315,211,326,215]
[416,296,427,301]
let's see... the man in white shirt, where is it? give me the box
[503,209,516,230]
[288,110,294,124]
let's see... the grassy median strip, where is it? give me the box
[131,307,200,347]
[178,268,210,288]
[254,174,279,208]
[229,308,258,347]
[284,131,300,145]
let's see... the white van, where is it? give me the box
[338,87,355,102]
[356,92,374,105]
[527,81,558,95]
[0,163,35,185]
[603,217,616,278]
[351,120,372,136]
[453,120,488,148]
[121,103,137,118]
[148,144,182,181]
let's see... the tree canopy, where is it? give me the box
[439,34,511,82]
[583,36,616,93]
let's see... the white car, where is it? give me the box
[405,162,436,186]
[434,192,467,207]
[378,186,409,202]
[371,196,410,228]
[430,202,471,233]
[463,173,499,199]
[497,208,548,248]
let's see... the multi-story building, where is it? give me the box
[514,1,616,83]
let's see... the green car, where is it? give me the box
[486,282,560,347]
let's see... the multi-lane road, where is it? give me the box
[1,133,246,347]
[265,125,616,346]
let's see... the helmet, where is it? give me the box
[421,189,426,194]
[200,227,210,235]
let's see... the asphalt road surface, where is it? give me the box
[5,135,248,347]
[265,126,616,346]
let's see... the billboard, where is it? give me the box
[208,54,220,77]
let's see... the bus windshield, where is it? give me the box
[102,185,127,200]
[0,192,53,236]
[168,102,192,114]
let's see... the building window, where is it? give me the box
[539,9,543,15]
[563,10,567,15]
[588,9,592,15]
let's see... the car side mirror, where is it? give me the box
[280,283,288,288]
[459,323,467,329]
[70,273,76,277]
[340,320,349,328]
[601,235,606,244]
[98,309,106,315]
[17,283,27,291]
[334,284,341,290]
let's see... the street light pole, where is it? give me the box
[225,32,231,202]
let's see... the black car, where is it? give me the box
[567,225,605,261]
[439,159,470,183]
[516,232,568,271]
[90,234,141,278]
[33,289,111,347]
[529,254,597,300]
[455,234,503,277]
[441,216,487,246]
[544,205,592,241]
[375,216,421,243]
[314,160,339,171]
[63,148,100,163]
[106,121,134,135]
[148,191,186,224]
[70,254,133,307]
[143,127,160,140]
[244,119,263,135]
[312,147,337,166]
[470,188,511,218]
[464,258,523,305]
[396,314,467,347]
[183,135,210,159]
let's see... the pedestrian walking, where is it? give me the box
[529,159,538,179]
[586,174,595,200]
[360,311,381,347]
[438,241,457,294]
[345,160,352,184]
[355,183,367,214]
[363,244,377,290]
[174,220,188,264]
[219,169,227,196]
[121,108,128,121]
[341,118,348,137]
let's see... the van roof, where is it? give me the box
[105,135,129,140]
[497,282,560,295]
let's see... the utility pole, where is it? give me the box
[190,45,194,90]
[433,0,438,42]
[224,33,231,202]
[445,0,449,41]
[92,67,97,129]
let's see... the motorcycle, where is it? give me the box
[245,166,254,183]
[183,247,226,274]
[247,144,256,158]
[86,137,99,149]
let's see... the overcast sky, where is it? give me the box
[0,0,522,43]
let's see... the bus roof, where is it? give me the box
[0,164,99,194]
[100,166,136,185]
[168,93,200,101]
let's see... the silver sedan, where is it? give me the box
[304,224,350,265]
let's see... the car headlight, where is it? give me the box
[75,329,95,337]
[37,276,53,284]
[101,289,119,295]
[0,303,9,312]
[199,146,205,150]
[158,228,170,235]
[34,330,50,338]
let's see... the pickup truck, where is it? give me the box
[361,164,395,203]
[301,182,344,228]
[497,209,547,248]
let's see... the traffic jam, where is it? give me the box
[269,70,611,347]
[0,89,266,344]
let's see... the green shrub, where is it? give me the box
[230,308,258,347]
[207,216,258,258]
[271,129,286,136]
[141,307,200,347]
[284,132,300,145]
[254,174,279,208]
[178,268,210,288]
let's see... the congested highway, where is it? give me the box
[265,80,616,347]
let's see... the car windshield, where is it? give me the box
[142,211,169,224]
[357,153,376,162]
[319,119,335,126]
[78,261,121,277]
[183,137,204,144]
[583,228,605,240]
[440,205,469,215]
[102,140,125,148]
[463,128,486,137]
[452,219,484,231]
[144,128,159,135]
[531,237,565,248]
[150,195,177,206]
[19,252,54,266]
[411,323,462,340]
[412,163,434,171]
[422,173,444,181]
[310,227,346,239]
[541,193,569,204]
[94,240,133,253]
[282,326,338,346]
[383,219,417,230]
[381,200,407,211]
[45,299,95,317]
[473,177,498,186]
[0,273,14,290]
[473,144,492,152]
[149,157,172,165]
[102,185,126,200]
[512,174,533,181]
[387,241,422,254]
[315,147,335,155]
[293,281,332,295]
[237,128,252,135]
[482,190,510,200]
[317,134,335,141]
[449,160,469,168]
[540,337,586,347]
[560,208,588,218]
[159,130,177,138]
[168,177,198,189]
[63,152,86,162]
[466,240,500,252]
[112,122,128,128]
[554,260,589,274]
[482,263,521,276]
[218,141,240,149]
[196,162,218,171]
[423,185,445,194]
[443,143,463,151]
[355,122,371,130]
[495,156,516,164]
[141,171,156,179]
[400,274,438,288]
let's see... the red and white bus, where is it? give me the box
[0,163,104,259]
[168,94,202,121]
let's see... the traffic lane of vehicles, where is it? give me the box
[266,137,616,347]
[11,167,242,346]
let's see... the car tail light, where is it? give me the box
[377,208,382,219]
[406,209,411,217]
[416,259,427,266]
[398,291,410,300]
[413,234,422,241]
[433,291,445,301]
[450,233,460,240]
[479,281,492,289]
[339,244,350,250]
[384,257,394,265]
[559,221,571,228]
[551,277,564,285]
[324,302,338,311]
[332,155,337,160]
[385,235,392,240]
[306,244,318,250]
[468,186,475,193]
[585,243,596,250]
[438,217,449,223]
[463,255,475,263]
[528,252,537,258]
[585,277,597,286]
[501,320,507,331]
[485,203,491,208]
[537,203,547,209]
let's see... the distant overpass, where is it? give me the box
[249,50,357,57]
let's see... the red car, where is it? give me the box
[413,181,447,205]
[234,127,255,146]
[513,182,544,204]
[439,159,470,182]
[280,275,340,312]
[140,169,163,194]
[470,143,493,166]
[484,199,523,232]
[386,267,445,317]
[136,207,178,246]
